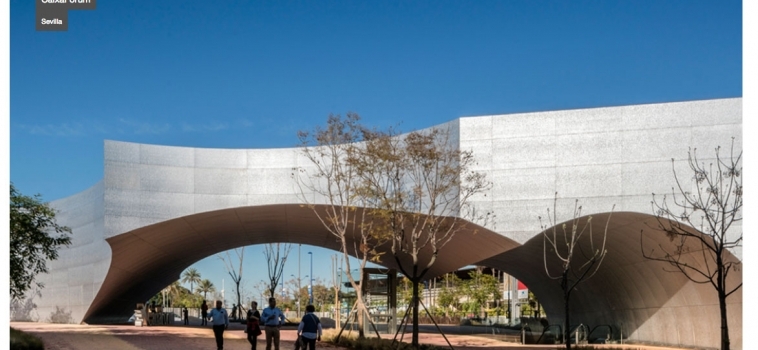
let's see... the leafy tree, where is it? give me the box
[643,139,742,350]
[541,194,614,350]
[312,281,332,311]
[285,276,308,314]
[293,113,392,338]
[461,269,500,318]
[354,126,491,347]
[436,273,463,317]
[196,279,216,300]
[181,268,202,295]
[10,184,72,300]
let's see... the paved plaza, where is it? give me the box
[11,322,693,350]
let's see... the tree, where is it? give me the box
[218,247,246,316]
[10,184,72,301]
[285,276,308,314]
[642,139,742,350]
[196,279,216,300]
[437,273,463,317]
[461,269,500,318]
[264,243,292,299]
[353,125,491,347]
[181,268,202,295]
[541,194,614,350]
[253,279,271,306]
[293,113,392,338]
[312,280,332,311]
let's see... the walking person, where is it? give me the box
[261,297,286,350]
[297,305,322,350]
[201,300,209,326]
[183,307,189,325]
[246,301,262,350]
[208,300,230,350]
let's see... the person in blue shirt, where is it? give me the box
[297,305,322,350]
[207,300,229,350]
[260,297,286,350]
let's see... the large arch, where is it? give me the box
[84,204,520,324]
[477,211,742,348]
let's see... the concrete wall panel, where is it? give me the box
[140,144,194,167]
[195,148,247,169]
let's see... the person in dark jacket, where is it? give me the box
[201,300,209,326]
[246,301,262,350]
[297,305,322,350]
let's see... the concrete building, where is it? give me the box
[25,98,741,349]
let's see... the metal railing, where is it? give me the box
[536,324,563,344]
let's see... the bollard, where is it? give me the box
[620,323,623,345]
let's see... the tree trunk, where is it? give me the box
[412,278,420,348]
[563,272,571,350]
[236,285,242,318]
[356,293,366,338]
[717,260,730,350]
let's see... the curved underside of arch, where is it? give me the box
[84,204,519,323]
[477,211,742,349]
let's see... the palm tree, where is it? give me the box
[166,280,183,305]
[182,268,202,294]
[196,279,215,300]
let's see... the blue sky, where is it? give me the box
[9,1,742,302]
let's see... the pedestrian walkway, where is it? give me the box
[11,322,690,350]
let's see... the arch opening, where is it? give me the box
[476,211,742,348]
[84,204,519,324]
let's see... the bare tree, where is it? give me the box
[218,247,246,317]
[264,243,292,299]
[541,194,613,350]
[353,126,491,347]
[253,279,270,306]
[642,139,742,350]
[293,113,391,339]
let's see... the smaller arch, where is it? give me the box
[477,211,741,349]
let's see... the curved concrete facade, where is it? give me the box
[32,98,741,349]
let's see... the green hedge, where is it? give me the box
[10,328,44,350]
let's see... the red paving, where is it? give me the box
[10,322,689,350]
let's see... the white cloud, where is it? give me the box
[17,122,87,137]
[238,118,255,127]
[117,118,172,135]
[181,121,229,132]
[16,118,236,137]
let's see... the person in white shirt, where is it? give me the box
[207,300,229,350]
[260,297,286,350]
[297,305,322,350]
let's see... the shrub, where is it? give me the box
[322,329,444,350]
[10,328,44,350]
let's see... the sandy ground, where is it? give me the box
[10,322,689,350]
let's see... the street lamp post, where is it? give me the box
[291,274,302,317]
[298,244,301,316]
[308,252,314,305]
